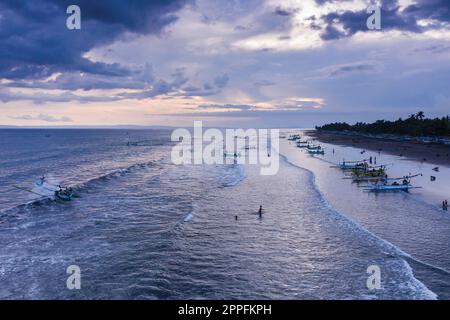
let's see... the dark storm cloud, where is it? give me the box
[403,0,450,22]
[0,0,188,80]
[4,72,147,91]
[319,0,449,40]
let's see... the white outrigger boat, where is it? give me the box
[14,177,75,202]
[308,149,325,155]
[364,174,422,192]
[296,140,310,148]
[287,134,301,141]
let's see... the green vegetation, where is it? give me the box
[316,112,450,137]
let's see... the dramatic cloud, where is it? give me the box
[320,0,450,40]
[0,0,188,80]
[1,0,449,126]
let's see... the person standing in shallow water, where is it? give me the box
[258,205,263,218]
[443,200,448,211]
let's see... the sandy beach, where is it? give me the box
[308,130,450,168]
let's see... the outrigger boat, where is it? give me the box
[224,151,241,157]
[14,185,74,202]
[338,160,369,171]
[307,145,322,150]
[364,174,422,192]
[14,177,75,202]
[287,134,301,141]
[54,188,74,201]
[345,165,388,181]
[296,141,310,148]
[308,149,325,155]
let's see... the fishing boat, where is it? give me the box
[287,134,301,141]
[14,178,76,202]
[308,149,325,155]
[296,140,309,147]
[54,188,74,201]
[366,180,411,191]
[307,145,322,150]
[223,151,241,157]
[338,160,368,171]
[296,141,309,147]
[364,174,422,192]
[348,165,387,180]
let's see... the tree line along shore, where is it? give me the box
[316,112,450,144]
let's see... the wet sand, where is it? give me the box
[308,130,450,167]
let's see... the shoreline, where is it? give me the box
[307,130,450,167]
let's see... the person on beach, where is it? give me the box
[444,200,448,211]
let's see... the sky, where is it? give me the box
[0,0,449,128]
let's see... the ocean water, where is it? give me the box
[0,129,444,299]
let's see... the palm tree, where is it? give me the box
[416,111,425,120]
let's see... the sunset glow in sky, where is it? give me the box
[1,0,449,127]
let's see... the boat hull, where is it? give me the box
[55,191,74,201]
[366,183,411,192]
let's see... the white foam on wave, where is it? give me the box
[220,164,246,187]
[183,213,194,222]
[279,152,438,300]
